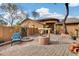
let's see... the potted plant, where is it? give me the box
[70,32,76,40]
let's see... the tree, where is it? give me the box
[0,3,27,26]
[0,19,7,25]
[32,11,39,19]
[0,3,18,26]
[63,3,69,34]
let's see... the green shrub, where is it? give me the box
[56,26,62,34]
[70,32,76,40]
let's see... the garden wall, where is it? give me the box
[0,26,20,41]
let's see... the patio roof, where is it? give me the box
[20,18,79,25]
[57,18,79,25]
[37,18,60,22]
[65,18,79,24]
[20,18,44,25]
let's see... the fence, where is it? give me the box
[0,25,20,41]
[0,26,40,42]
[0,26,49,42]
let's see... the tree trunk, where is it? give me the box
[10,18,14,26]
[63,12,68,34]
[63,3,69,34]
[10,13,14,26]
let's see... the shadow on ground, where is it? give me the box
[49,41,70,45]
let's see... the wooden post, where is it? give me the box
[47,28,51,43]
[48,28,50,38]
[76,29,79,38]
[77,30,78,37]
[54,23,56,34]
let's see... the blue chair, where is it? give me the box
[11,32,22,46]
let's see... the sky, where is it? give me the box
[0,3,79,25]
[16,3,79,19]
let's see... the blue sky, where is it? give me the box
[0,3,79,25]
[16,3,65,13]
[16,3,79,19]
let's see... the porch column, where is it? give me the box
[54,23,56,34]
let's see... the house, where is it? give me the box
[20,18,59,34]
[20,18,43,28]
[20,18,60,36]
[37,18,59,33]
[56,18,79,35]
[20,17,79,36]
[20,18,44,36]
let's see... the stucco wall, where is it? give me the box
[66,24,78,35]
[57,24,78,35]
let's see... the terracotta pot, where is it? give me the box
[72,44,78,48]
[77,52,79,56]
[71,42,79,47]
[69,45,75,52]
[69,43,77,51]
[73,48,79,54]
[69,43,79,54]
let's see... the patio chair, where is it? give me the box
[11,32,22,46]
